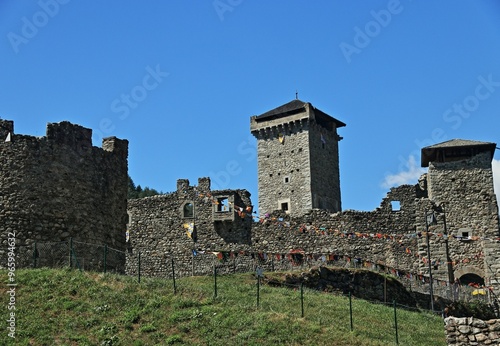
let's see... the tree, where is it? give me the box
[128,175,162,199]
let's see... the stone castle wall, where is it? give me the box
[1,115,498,297]
[126,159,500,297]
[126,180,425,279]
[0,120,128,272]
[126,177,253,277]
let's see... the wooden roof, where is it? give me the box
[254,99,346,129]
[421,139,497,167]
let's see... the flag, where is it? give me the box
[5,132,11,142]
[278,133,284,144]
[183,222,194,239]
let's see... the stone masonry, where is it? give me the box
[0,120,128,272]
[416,140,500,292]
[126,177,253,277]
[250,100,345,217]
[126,179,422,280]
[445,316,500,345]
[1,100,499,300]
[126,101,500,297]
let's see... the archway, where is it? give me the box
[458,273,485,287]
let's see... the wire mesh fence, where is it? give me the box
[26,239,126,274]
[11,239,491,306]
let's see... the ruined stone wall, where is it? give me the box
[125,178,253,277]
[126,151,499,297]
[126,180,423,278]
[249,184,420,273]
[0,120,128,272]
[445,317,500,345]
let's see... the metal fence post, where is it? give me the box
[33,241,37,268]
[257,274,260,308]
[300,283,304,318]
[213,263,217,299]
[103,244,108,274]
[192,250,195,276]
[138,251,141,283]
[393,300,399,345]
[349,292,353,332]
[69,237,73,268]
[171,258,177,294]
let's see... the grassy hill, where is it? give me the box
[0,268,446,345]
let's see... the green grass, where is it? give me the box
[0,268,446,345]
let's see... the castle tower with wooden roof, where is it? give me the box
[419,139,500,289]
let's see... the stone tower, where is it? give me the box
[418,139,500,289]
[250,99,345,217]
[0,120,129,271]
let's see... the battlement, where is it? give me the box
[0,120,128,156]
[46,121,93,150]
[0,119,14,140]
[0,119,129,272]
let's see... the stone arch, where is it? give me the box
[455,266,485,286]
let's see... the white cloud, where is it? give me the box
[492,159,500,210]
[381,155,427,189]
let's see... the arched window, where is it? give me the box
[183,202,194,218]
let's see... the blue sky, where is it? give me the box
[1,1,500,212]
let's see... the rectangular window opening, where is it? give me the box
[281,202,289,211]
[216,197,231,212]
[390,201,401,211]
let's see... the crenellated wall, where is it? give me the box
[0,120,128,272]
